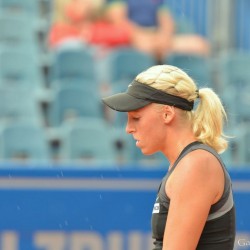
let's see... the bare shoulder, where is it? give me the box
[166,149,224,203]
[171,149,223,181]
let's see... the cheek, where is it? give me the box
[149,128,163,146]
[151,117,166,142]
[142,119,163,144]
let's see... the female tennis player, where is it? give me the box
[102,65,236,250]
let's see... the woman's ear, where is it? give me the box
[162,105,175,123]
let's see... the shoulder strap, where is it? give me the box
[168,141,202,175]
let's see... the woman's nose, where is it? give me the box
[125,121,135,134]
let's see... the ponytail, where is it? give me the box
[192,88,228,153]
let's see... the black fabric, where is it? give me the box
[197,207,236,250]
[152,207,236,250]
[102,80,194,112]
[151,142,236,250]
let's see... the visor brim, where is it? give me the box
[102,93,151,112]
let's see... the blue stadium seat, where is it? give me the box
[49,47,97,84]
[0,48,45,90]
[48,86,103,127]
[109,126,134,164]
[0,0,43,31]
[0,12,39,54]
[221,125,249,166]
[50,77,99,94]
[0,121,50,163]
[0,86,44,125]
[59,118,117,164]
[0,0,40,15]
[108,47,155,85]
[219,52,250,86]
[218,52,250,125]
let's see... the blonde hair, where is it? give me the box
[52,0,105,23]
[135,65,228,153]
[52,0,70,23]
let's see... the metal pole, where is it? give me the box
[207,0,235,55]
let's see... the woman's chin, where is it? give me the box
[140,148,156,156]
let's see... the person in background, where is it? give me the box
[102,64,235,249]
[107,0,210,62]
[125,0,174,61]
[48,0,134,49]
[48,0,99,48]
[90,1,134,48]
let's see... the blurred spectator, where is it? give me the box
[90,1,133,47]
[48,0,134,49]
[107,0,210,62]
[48,0,96,48]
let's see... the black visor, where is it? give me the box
[102,80,194,112]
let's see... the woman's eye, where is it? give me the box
[132,117,140,121]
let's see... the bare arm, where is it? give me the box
[163,150,224,250]
[157,8,175,40]
[155,8,175,55]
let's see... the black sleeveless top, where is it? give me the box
[151,141,236,250]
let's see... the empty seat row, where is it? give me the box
[0,48,45,90]
[0,118,168,166]
[0,0,52,32]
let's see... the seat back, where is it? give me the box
[59,118,116,164]
[221,126,249,165]
[218,52,250,124]
[108,47,155,84]
[49,47,97,83]
[0,86,43,124]
[0,12,38,51]
[0,48,44,89]
[0,122,50,162]
[48,86,102,127]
